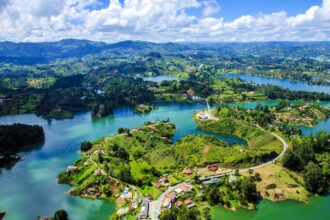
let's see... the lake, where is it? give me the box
[212,195,330,220]
[220,73,330,95]
[0,101,329,219]
[143,75,178,83]
[0,103,243,219]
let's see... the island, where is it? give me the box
[134,104,158,114]
[0,123,45,169]
[58,101,329,219]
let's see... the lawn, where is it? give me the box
[245,164,309,202]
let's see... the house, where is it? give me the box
[85,187,101,197]
[207,164,218,171]
[175,184,193,194]
[162,198,172,208]
[184,199,192,205]
[65,166,77,173]
[201,178,220,188]
[186,88,195,97]
[183,168,193,175]
[156,176,170,188]
[94,168,103,175]
[162,193,177,208]
[196,112,210,120]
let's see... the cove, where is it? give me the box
[0,103,244,220]
[220,73,330,95]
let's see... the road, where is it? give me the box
[239,124,289,172]
[148,125,289,220]
[149,182,188,220]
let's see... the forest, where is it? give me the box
[0,123,44,169]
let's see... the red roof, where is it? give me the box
[183,168,193,175]
[207,164,218,171]
[166,193,176,199]
[184,199,192,205]
[186,88,195,96]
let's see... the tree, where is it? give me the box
[282,149,300,170]
[80,141,92,152]
[159,207,200,220]
[208,186,220,205]
[240,177,259,203]
[282,139,315,171]
[54,209,68,220]
[303,162,328,194]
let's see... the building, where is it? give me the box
[175,184,193,194]
[156,176,170,188]
[94,168,103,175]
[186,88,195,97]
[207,164,218,171]
[201,178,220,187]
[65,166,77,173]
[196,112,211,120]
[183,168,193,175]
[184,199,192,205]
[162,193,177,208]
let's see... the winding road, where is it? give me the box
[148,125,289,220]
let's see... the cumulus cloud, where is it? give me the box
[0,0,329,42]
[202,0,221,17]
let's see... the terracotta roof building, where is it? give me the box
[183,168,193,175]
[207,164,218,171]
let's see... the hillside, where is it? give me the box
[1,40,330,64]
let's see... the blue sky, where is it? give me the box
[0,0,329,42]
[187,0,322,20]
[90,0,323,21]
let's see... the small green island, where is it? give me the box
[0,123,45,169]
[57,102,330,219]
[134,104,158,114]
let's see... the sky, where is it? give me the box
[0,0,329,43]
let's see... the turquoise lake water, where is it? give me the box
[0,103,245,219]
[220,73,330,94]
[1,74,330,219]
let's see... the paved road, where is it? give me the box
[149,182,188,220]
[240,124,289,172]
[148,125,289,220]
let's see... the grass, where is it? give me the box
[245,164,309,202]
[196,118,282,168]
[139,185,163,199]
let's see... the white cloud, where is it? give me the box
[202,0,221,17]
[0,0,329,42]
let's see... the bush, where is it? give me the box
[303,162,328,194]
[80,141,92,152]
[54,209,68,220]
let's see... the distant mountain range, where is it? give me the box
[0,39,329,65]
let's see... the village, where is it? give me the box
[124,164,237,220]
